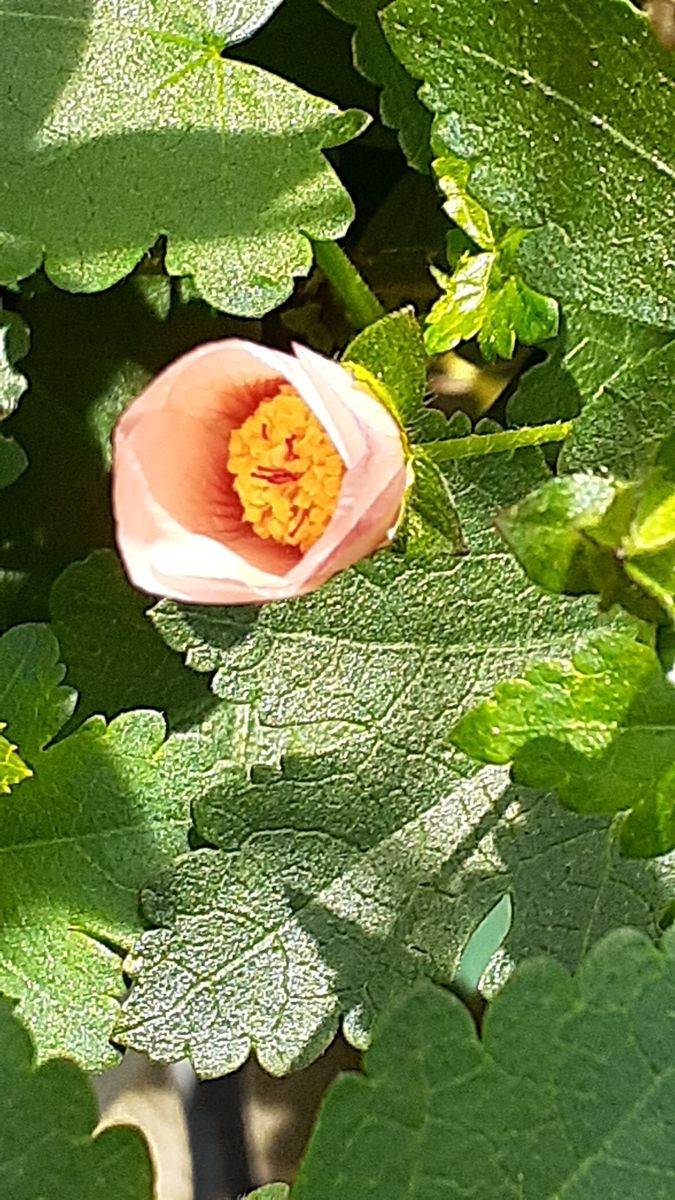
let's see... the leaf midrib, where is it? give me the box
[388,17,675,185]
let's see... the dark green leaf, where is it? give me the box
[321,0,432,171]
[0,998,152,1200]
[383,0,675,328]
[562,338,675,478]
[291,930,675,1200]
[50,551,214,730]
[508,303,672,429]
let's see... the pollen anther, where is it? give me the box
[227,385,344,552]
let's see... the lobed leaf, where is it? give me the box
[0,0,367,315]
[116,452,673,1076]
[291,929,675,1200]
[0,998,153,1200]
[452,631,675,857]
[321,0,432,170]
[0,623,216,1067]
[508,303,673,429]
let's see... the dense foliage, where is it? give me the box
[1,1,673,1195]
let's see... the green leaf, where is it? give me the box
[495,444,675,626]
[50,551,214,730]
[115,450,673,1076]
[562,338,675,478]
[344,308,426,427]
[508,303,673,429]
[0,1,367,315]
[247,1189,290,1200]
[0,623,215,1067]
[0,310,29,488]
[433,153,494,250]
[382,0,675,328]
[291,929,675,1200]
[321,0,432,171]
[452,631,675,858]
[425,156,559,361]
[398,451,466,559]
[0,725,31,795]
[0,998,153,1200]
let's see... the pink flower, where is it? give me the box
[112,340,408,604]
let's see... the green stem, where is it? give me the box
[312,240,385,331]
[421,421,573,463]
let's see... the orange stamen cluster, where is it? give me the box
[227,385,344,552]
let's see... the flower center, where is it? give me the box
[227,385,344,552]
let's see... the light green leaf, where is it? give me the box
[247,1188,290,1200]
[0,1,367,315]
[50,550,214,730]
[291,929,675,1200]
[0,310,30,488]
[383,0,675,328]
[508,303,673,428]
[0,725,31,795]
[434,153,494,250]
[495,441,675,626]
[0,623,215,1067]
[399,450,466,559]
[344,307,426,427]
[321,0,431,171]
[425,210,559,362]
[562,338,675,478]
[0,998,153,1200]
[115,451,673,1076]
[452,631,675,858]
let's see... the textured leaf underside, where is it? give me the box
[116,451,674,1077]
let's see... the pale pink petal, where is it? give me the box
[112,339,408,604]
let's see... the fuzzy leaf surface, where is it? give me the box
[0,998,153,1200]
[508,304,672,428]
[0,623,214,1067]
[117,452,673,1076]
[0,0,366,315]
[291,930,675,1200]
[383,0,675,328]
[562,338,675,477]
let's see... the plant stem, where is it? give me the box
[421,421,573,462]
[312,239,385,331]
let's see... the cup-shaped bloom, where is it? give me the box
[112,339,408,604]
